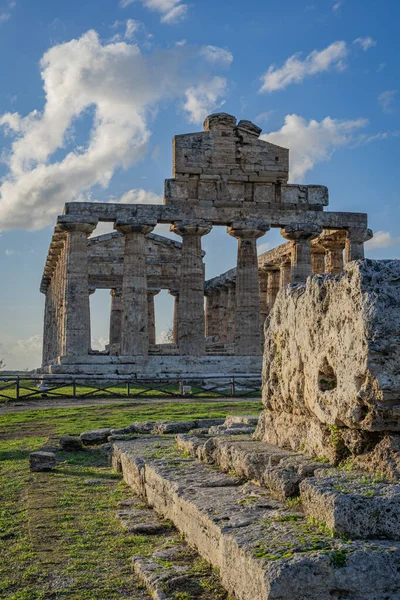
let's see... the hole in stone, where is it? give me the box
[318,358,337,392]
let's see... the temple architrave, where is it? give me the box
[39,113,372,377]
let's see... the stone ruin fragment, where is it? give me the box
[256,258,400,478]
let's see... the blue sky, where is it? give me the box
[0,0,399,369]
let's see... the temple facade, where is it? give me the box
[39,113,372,376]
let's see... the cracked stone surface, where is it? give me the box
[300,470,400,540]
[261,260,400,440]
[112,437,400,600]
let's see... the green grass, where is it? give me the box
[0,399,261,599]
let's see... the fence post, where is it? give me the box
[16,376,20,400]
[231,376,235,398]
[72,379,76,398]
[127,381,131,397]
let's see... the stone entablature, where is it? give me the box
[39,112,372,375]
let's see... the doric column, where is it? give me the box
[226,282,236,344]
[281,223,322,284]
[205,291,214,338]
[218,286,229,343]
[170,220,212,355]
[168,288,179,344]
[227,220,270,355]
[259,271,269,337]
[147,289,160,345]
[345,228,373,263]
[115,218,156,356]
[264,264,280,313]
[279,258,292,288]
[311,249,325,274]
[41,280,56,366]
[318,230,346,275]
[57,215,98,357]
[109,288,122,355]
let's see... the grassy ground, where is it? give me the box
[0,400,262,599]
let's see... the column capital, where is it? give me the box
[262,261,280,273]
[170,220,212,237]
[319,229,347,250]
[88,286,96,296]
[110,288,122,297]
[227,220,270,239]
[114,217,157,235]
[57,215,98,235]
[346,227,373,244]
[168,287,180,297]
[281,222,322,242]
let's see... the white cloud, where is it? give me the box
[161,4,187,23]
[365,231,400,250]
[91,336,109,351]
[125,18,141,39]
[120,0,188,24]
[2,334,43,371]
[259,41,348,93]
[261,113,368,181]
[378,90,398,114]
[109,188,162,204]
[0,31,229,231]
[4,248,15,255]
[0,0,16,23]
[199,45,233,67]
[353,36,376,51]
[332,1,342,11]
[255,110,274,124]
[183,76,227,124]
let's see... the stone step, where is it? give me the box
[112,437,400,600]
[176,434,327,499]
[300,469,400,540]
[116,496,229,599]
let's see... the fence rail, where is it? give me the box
[0,375,262,402]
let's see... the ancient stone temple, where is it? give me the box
[40,113,372,377]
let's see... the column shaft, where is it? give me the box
[109,289,122,354]
[228,221,269,355]
[311,251,325,274]
[266,269,280,312]
[345,228,373,263]
[281,223,322,284]
[218,287,229,343]
[147,290,159,345]
[226,283,236,344]
[115,219,155,356]
[58,216,97,357]
[171,221,212,355]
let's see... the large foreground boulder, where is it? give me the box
[262,259,400,432]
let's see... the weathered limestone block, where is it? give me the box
[29,451,57,472]
[59,435,83,451]
[113,438,400,600]
[300,471,400,540]
[262,260,400,432]
[80,428,112,445]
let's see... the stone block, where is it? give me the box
[59,435,83,451]
[253,183,275,203]
[113,438,400,600]
[80,428,112,445]
[262,260,400,432]
[300,472,400,540]
[152,421,196,434]
[29,451,57,472]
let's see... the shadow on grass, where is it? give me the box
[0,449,30,462]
